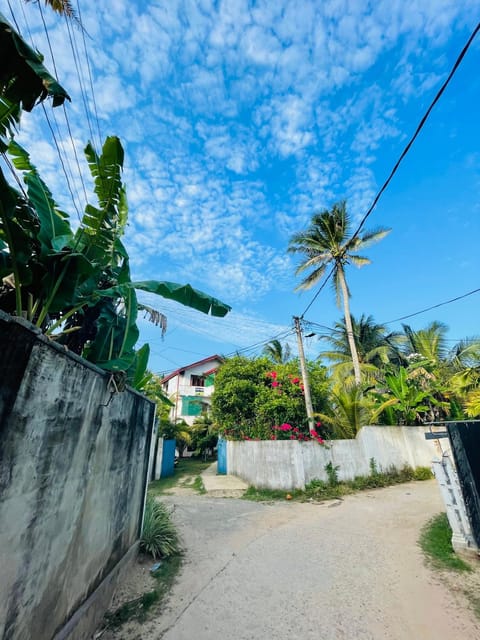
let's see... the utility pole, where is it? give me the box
[293,316,315,432]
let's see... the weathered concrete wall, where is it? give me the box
[227,426,444,490]
[0,312,155,640]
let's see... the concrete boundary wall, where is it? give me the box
[227,426,445,490]
[0,312,155,640]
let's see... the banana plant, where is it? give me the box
[1,136,231,386]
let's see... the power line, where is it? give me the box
[299,266,335,319]
[75,0,103,148]
[297,21,480,320]
[349,20,480,244]
[382,287,480,325]
[223,328,295,358]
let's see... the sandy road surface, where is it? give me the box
[104,481,479,640]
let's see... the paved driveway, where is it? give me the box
[112,481,480,639]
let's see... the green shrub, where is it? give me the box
[140,497,180,559]
[419,513,471,571]
[413,466,434,481]
[325,461,340,486]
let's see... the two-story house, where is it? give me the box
[161,355,223,426]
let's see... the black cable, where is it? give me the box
[382,287,480,325]
[349,20,480,244]
[297,22,480,322]
[76,0,103,148]
[299,266,335,319]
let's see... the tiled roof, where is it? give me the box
[160,354,223,384]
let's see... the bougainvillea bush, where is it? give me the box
[212,356,330,441]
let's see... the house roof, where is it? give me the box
[161,355,223,384]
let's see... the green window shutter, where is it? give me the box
[205,374,215,387]
[181,396,203,416]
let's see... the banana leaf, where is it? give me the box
[0,13,70,111]
[0,97,20,149]
[8,141,73,256]
[132,281,231,317]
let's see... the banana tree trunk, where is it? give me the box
[337,266,361,385]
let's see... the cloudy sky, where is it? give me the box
[2,0,480,374]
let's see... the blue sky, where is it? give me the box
[3,1,480,375]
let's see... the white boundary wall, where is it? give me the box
[227,426,445,490]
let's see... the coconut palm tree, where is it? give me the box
[262,339,292,364]
[289,201,390,385]
[25,0,76,18]
[320,314,403,382]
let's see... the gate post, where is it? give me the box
[217,436,227,475]
[433,452,479,556]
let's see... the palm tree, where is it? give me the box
[262,339,291,364]
[401,322,449,368]
[320,314,402,381]
[289,201,390,385]
[25,0,76,18]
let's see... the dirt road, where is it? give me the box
[106,481,480,639]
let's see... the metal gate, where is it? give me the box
[447,421,480,547]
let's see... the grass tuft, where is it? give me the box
[243,465,433,503]
[140,497,180,559]
[104,555,182,629]
[419,513,471,572]
[149,458,214,496]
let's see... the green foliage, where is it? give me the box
[140,497,180,559]
[191,415,218,458]
[325,461,340,486]
[1,135,230,387]
[413,466,434,480]
[103,554,182,629]
[149,458,213,497]
[243,464,432,502]
[212,355,329,438]
[419,513,471,572]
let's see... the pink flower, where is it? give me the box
[310,430,317,437]
[316,421,322,427]
[292,377,300,384]
[270,435,276,440]
[290,435,295,440]
[280,423,292,431]
[272,381,280,387]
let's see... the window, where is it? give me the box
[181,396,204,416]
[190,375,205,387]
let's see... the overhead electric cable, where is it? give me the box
[296,21,479,321]
[36,1,90,211]
[76,0,103,147]
[63,12,96,147]
[349,20,480,244]
[41,104,83,221]
[6,0,21,31]
[299,266,335,319]
[382,287,480,325]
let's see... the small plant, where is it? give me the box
[413,466,434,481]
[369,457,379,476]
[419,513,471,572]
[140,497,180,559]
[325,461,340,486]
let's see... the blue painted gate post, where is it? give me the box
[217,436,227,475]
[160,439,176,478]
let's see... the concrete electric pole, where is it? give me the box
[293,316,315,432]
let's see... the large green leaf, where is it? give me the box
[8,141,73,256]
[132,281,231,317]
[0,13,70,111]
[77,137,126,267]
[0,97,20,148]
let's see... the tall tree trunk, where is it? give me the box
[337,266,362,385]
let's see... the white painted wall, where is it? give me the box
[162,359,221,425]
[227,426,446,490]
